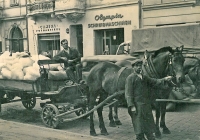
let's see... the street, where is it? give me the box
[0,98,200,140]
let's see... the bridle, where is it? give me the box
[143,51,184,87]
[167,53,177,86]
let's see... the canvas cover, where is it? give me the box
[131,24,200,53]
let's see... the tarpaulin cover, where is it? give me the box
[131,24,200,53]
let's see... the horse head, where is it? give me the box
[149,45,185,86]
[171,45,185,84]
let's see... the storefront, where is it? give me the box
[27,1,139,57]
[82,3,139,56]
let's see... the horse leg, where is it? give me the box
[108,106,116,127]
[88,91,98,136]
[160,102,171,134]
[113,101,122,125]
[97,92,109,135]
[154,103,162,139]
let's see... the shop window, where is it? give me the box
[38,33,60,58]
[95,28,124,55]
[10,0,19,6]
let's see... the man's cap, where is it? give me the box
[131,59,143,66]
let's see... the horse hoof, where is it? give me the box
[163,128,171,134]
[109,121,116,127]
[115,120,122,125]
[155,131,162,139]
[101,131,109,136]
[90,131,97,136]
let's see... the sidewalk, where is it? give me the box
[0,119,111,140]
[1,99,200,140]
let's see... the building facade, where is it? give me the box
[0,0,28,53]
[141,0,200,28]
[27,0,140,57]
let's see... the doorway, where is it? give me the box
[70,25,83,56]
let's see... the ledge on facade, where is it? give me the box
[55,9,85,23]
[2,15,26,20]
[142,1,196,11]
[27,11,55,23]
[10,3,19,7]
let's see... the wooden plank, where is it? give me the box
[156,99,200,103]
[38,59,64,65]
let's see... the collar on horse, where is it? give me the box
[143,53,175,79]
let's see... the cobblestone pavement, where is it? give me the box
[1,99,200,140]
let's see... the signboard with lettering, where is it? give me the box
[35,24,60,33]
[88,13,131,28]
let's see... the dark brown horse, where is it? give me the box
[167,56,200,111]
[184,57,200,97]
[86,46,185,137]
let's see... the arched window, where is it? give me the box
[10,26,24,52]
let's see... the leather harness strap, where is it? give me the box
[115,67,127,91]
[143,55,160,78]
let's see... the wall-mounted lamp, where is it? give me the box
[66,28,69,34]
[113,35,116,40]
[51,13,55,18]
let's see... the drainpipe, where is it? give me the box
[138,0,142,28]
[25,0,29,52]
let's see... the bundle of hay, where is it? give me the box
[0,51,67,81]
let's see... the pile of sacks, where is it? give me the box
[0,51,61,80]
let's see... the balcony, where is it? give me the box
[54,0,86,23]
[27,0,55,19]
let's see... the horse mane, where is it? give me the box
[152,46,174,58]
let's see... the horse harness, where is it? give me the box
[143,54,175,79]
[114,67,128,92]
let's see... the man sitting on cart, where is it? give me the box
[53,39,84,84]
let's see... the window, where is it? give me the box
[38,33,60,57]
[10,0,19,7]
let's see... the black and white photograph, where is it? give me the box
[0,0,200,139]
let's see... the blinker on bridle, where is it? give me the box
[168,53,177,86]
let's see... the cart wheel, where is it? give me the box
[41,104,60,129]
[74,106,89,119]
[21,95,36,110]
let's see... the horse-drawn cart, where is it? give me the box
[0,79,39,111]
[0,59,91,128]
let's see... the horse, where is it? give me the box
[86,46,185,137]
[166,56,200,111]
[184,57,200,97]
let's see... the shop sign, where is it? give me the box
[95,13,123,22]
[88,13,131,28]
[35,24,60,33]
[88,20,131,28]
